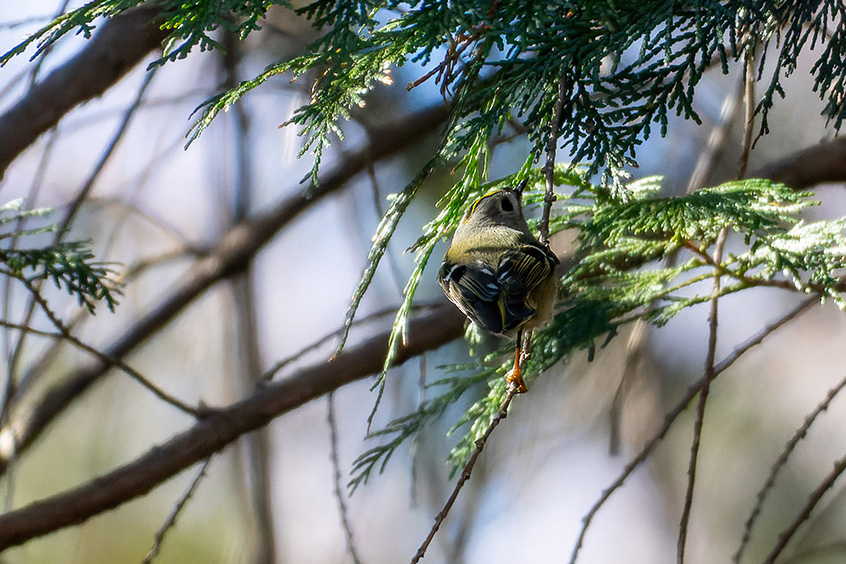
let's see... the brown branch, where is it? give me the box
[0,305,465,549]
[0,6,167,179]
[0,103,450,475]
[754,137,846,189]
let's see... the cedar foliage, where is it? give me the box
[4,1,846,561]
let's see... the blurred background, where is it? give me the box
[1,3,846,564]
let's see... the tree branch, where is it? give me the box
[754,137,846,189]
[0,305,465,549]
[0,103,450,474]
[0,6,167,179]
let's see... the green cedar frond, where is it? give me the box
[0,201,120,313]
[13,2,846,189]
[359,175,846,476]
[348,366,492,492]
[0,0,291,68]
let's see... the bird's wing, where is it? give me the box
[497,243,558,303]
[438,261,510,333]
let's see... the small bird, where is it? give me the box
[438,184,559,392]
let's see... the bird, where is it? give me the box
[437,184,559,392]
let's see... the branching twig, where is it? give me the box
[734,370,846,563]
[568,296,817,564]
[141,457,211,564]
[259,304,441,384]
[17,275,203,418]
[0,5,167,179]
[410,386,517,564]
[0,306,465,549]
[680,47,755,561]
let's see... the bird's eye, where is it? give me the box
[499,196,514,212]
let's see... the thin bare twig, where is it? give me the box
[141,457,211,564]
[539,76,569,245]
[328,392,364,564]
[17,275,202,417]
[686,71,745,194]
[259,304,441,384]
[568,296,817,564]
[737,51,756,179]
[410,386,518,564]
[680,46,756,562]
[761,452,846,564]
[733,370,846,563]
[7,66,158,408]
[677,227,728,564]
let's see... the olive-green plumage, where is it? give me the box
[438,188,559,336]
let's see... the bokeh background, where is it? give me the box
[1,3,846,564]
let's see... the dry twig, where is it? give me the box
[568,296,817,564]
[734,370,846,563]
[141,457,212,564]
[410,386,518,564]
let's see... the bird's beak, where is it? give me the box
[514,178,529,197]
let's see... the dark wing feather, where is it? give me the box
[438,243,558,335]
[438,261,508,333]
[497,244,558,300]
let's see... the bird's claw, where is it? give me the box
[506,367,527,394]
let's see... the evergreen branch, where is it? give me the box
[0,1,289,68]
[0,200,121,314]
[8,1,846,189]
[0,241,121,313]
